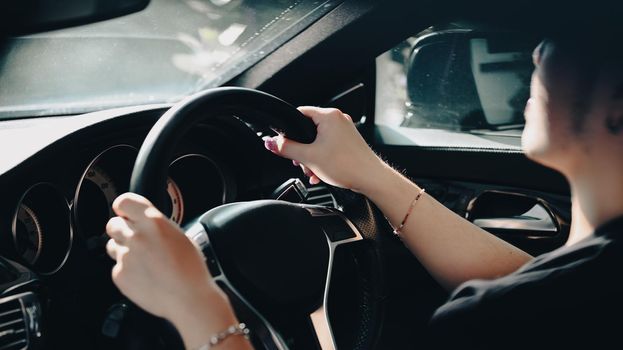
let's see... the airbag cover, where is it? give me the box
[200,200,329,310]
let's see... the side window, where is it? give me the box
[375,27,538,148]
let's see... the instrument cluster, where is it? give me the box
[11,144,233,273]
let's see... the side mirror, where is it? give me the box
[1,0,149,34]
[405,30,538,131]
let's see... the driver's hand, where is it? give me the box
[105,193,235,332]
[264,106,384,192]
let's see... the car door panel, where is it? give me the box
[374,145,571,256]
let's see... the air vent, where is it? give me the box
[0,299,27,350]
[306,185,338,208]
[0,293,41,350]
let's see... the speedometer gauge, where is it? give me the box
[167,178,184,225]
[77,165,119,238]
[14,204,43,265]
[85,166,119,217]
[74,145,135,241]
[85,165,118,219]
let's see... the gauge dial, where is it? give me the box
[14,204,43,265]
[13,183,72,274]
[167,178,184,225]
[85,165,118,218]
[78,165,119,238]
[168,154,233,224]
[75,145,136,241]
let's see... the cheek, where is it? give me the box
[522,97,551,157]
[522,94,576,172]
[523,71,556,158]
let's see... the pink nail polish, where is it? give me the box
[292,160,300,166]
[264,138,277,152]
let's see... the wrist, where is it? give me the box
[354,159,396,197]
[170,284,240,349]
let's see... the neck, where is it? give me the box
[566,168,623,245]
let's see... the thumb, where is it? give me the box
[112,192,155,221]
[264,135,309,162]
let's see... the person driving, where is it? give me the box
[105,34,623,349]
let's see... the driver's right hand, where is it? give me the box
[264,106,385,193]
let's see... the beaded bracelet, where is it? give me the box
[195,323,250,350]
[391,188,425,236]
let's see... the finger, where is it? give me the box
[292,160,300,167]
[111,264,125,290]
[309,175,321,185]
[106,216,134,243]
[296,106,328,125]
[300,164,315,177]
[298,106,350,123]
[106,238,121,260]
[112,193,156,222]
[264,135,310,163]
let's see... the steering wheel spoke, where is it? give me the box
[185,220,288,349]
[307,206,364,350]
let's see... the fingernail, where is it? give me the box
[292,160,300,166]
[264,138,277,152]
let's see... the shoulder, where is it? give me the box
[428,233,623,348]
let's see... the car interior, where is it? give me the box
[0,0,612,349]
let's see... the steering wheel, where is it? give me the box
[129,87,386,350]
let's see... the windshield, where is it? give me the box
[0,0,338,119]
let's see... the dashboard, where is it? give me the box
[0,104,300,349]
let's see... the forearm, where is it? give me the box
[361,161,533,290]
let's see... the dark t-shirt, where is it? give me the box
[429,216,623,349]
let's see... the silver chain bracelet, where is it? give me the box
[195,323,250,350]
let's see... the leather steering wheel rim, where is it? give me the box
[130,87,316,209]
